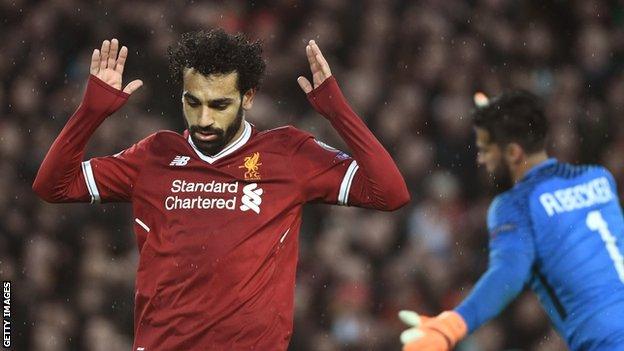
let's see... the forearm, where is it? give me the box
[306,77,410,210]
[32,75,128,202]
[454,252,531,333]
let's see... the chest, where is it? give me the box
[133,148,299,222]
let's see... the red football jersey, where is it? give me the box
[86,121,362,349]
[33,75,409,350]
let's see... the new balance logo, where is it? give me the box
[169,156,190,166]
[240,183,263,214]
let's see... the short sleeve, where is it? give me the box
[82,134,154,203]
[292,136,358,205]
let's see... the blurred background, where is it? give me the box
[1,0,624,350]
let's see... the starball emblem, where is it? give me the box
[239,152,262,180]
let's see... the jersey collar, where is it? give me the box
[522,157,557,181]
[187,120,252,164]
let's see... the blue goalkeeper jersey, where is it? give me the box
[456,158,624,350]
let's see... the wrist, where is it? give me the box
[305,76,348,118]
[82,75,129,115]
[437,311,468,346]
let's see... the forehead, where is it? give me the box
[182,69,239,99]
[475,127,493,146]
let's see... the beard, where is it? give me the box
[487,160,514,193]
[188,102,244,156]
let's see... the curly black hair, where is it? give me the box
[167,29,266,93]
[472,90,549,154]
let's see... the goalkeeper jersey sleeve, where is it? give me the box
[455,192,536,332]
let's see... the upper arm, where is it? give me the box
[454,194,537,332]
[487,195,536,274]
[291,135,357,205]
[83,134,154,203]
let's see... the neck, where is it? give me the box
[225,119,246,149]
[512,151,549,183]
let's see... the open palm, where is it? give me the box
[297,40,332,94]
[90,38,143,95]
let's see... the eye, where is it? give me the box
[214,104,229,111]
[187,100,200,108]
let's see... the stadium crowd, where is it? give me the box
[1,0,623,350]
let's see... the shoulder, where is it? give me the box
[126,130,184,154]
[558,162,617,189]
[488,192,518,221]
[255,125,314,148]
[529,161,616,198]
[256,125,312,139]
[148,129,184,141]
[487,191,530,236]
[143,129,185,145]
[586,164,616,184]
[544,161,611,180]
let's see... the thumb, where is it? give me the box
[398,310,422,327]
[123,79,143,95]
[400,327,425,345]
[297,76,312,94]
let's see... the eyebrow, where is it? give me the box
[208,98,234,106]
[182,91,200,103]
[182,92,234,105]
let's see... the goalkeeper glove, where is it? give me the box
[398,310,467,351]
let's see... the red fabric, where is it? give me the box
[32,75,129,202]
[32,75,409,350]
[306,76,410,210]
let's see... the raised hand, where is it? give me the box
[297,40,332,94]
[90,38,143,95]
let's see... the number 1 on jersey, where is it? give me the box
[586,210,624,283]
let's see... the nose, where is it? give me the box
[198,106,215,127]
[477,152,486,166]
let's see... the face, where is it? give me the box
[182,69,255,156]
[475,127,513,192]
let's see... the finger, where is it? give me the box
[108,38,119,71]
[315,53,331,77]
[123,79,143,94]
[400,328,424,345]
[305,44,318,71]
[90,49,100,75]
[398,310,422,327]
[100,40,110,71]
[115,46,128,74]
[297,76,312,94]
[310,40,331,77]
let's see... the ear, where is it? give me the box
[504,143,525,165]
[241,89,257,110]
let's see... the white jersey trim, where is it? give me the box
[338,160,359,206]
[280,228,291,244]
[81,160,101,204]
[187,121,252,164]
[134,218,150,232]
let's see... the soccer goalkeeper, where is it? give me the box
[400,91,624,350]
[32,30,409,350]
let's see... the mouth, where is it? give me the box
[194,131,218,142]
